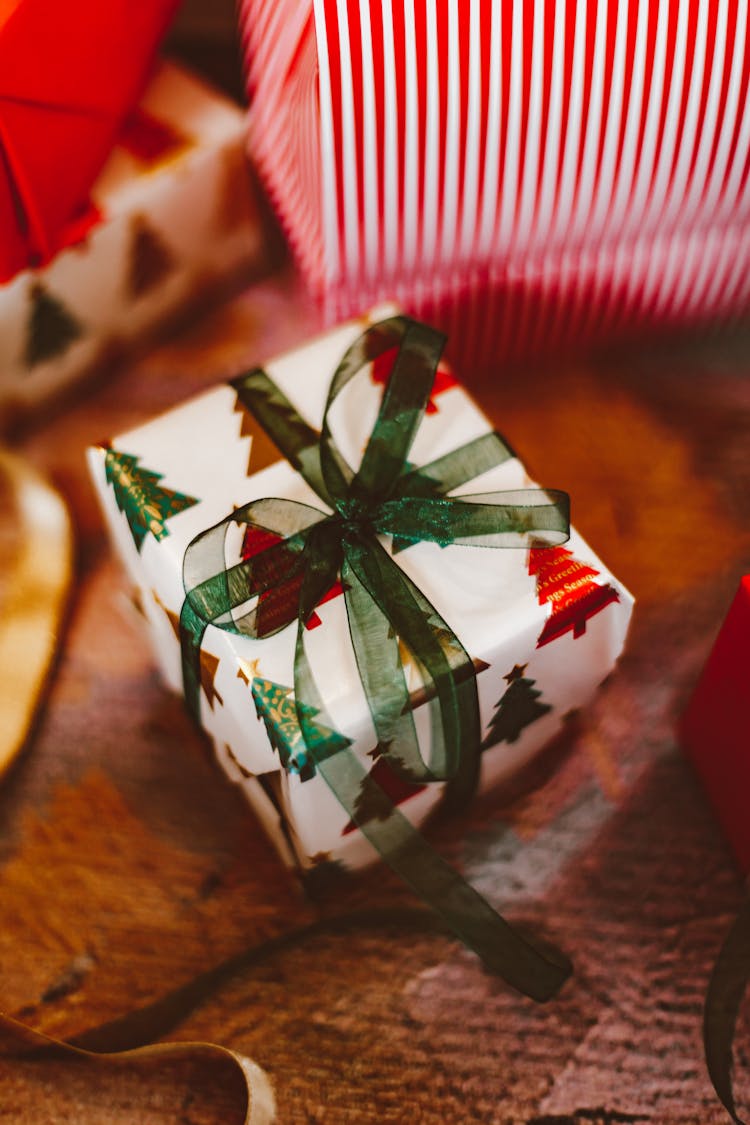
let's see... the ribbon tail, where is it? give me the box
[294,539,571,1001]
[342,538,480,805]
[393,431,517,502]
[704,896,750,1124]
[179,598,209,723]
[0,1011,275,1125]
[315,746,571,1001]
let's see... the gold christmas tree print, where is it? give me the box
[152,591,223,710]
[233,394,284,476]
[530,542,620,648]
[198,650,223,710]
[481,663,552,750]
[104,448,198,551]
[25,282,83,367]
[250,676,351,782]
[225,743,253,779]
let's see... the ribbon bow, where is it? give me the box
[179,315,572,1001]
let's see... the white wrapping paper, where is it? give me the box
[89,307,633,873]
[0,61,263,420]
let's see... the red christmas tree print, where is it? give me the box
[241,525,343,634]
[342,743,427,835]
[530,543,620,648]
[370,347,457,414]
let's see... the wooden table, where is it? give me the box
[2,265,750,1123]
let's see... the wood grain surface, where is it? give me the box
[2,267,750,1123]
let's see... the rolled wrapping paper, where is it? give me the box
[241,0,750,368]
[0,1010,276,1124]
[0,449,71,776]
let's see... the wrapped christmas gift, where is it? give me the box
[241,0,750,370]
[681,577,750,873]
[0,0,180,282]
[89,306,633,889]
[0,61,263,420]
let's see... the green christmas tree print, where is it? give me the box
[342,742,427,835]
[25,283,83,368]
[481,663,552,750]
[104,447,199,552]
[250,676,351,782]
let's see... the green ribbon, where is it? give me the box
[179,315,572,1001]
[704,896,750,1123]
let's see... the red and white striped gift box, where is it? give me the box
[242,1,750,370]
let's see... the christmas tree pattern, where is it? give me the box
[232,369,321,475]
[25,283,83,367]
[342,742,427,835]
[250,676,351,782]
[233,394,285,476]
[530,543,620,648]
[153,591,223,710]
[255,770,300,862]
[197,650,223,710]
[127,216,177,299]
[225,743,253,779]
[104,448,199,551]
[481,663,552,750]
[241,524,343,633]
[303,851,349,894]
[370,347,457,414]
[215,145,255,236]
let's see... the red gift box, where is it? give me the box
[681,576,750,873]
[241,0,750,370]
[0,0,180,282]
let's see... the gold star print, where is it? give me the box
[152,590,181,642]
[153,591,223,709]
[237,658,261,686]
[503,663,528,684]
[199,650,223,710]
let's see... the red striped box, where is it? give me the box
[241,1,750,370]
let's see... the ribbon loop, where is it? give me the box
[374,490,571,548]
[181,315,572,1000]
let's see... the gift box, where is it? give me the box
[0,0,180,283]
[88,306,633,877]
[681,577,750,873]
[241,1,750,370]
[0,61,263,421]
